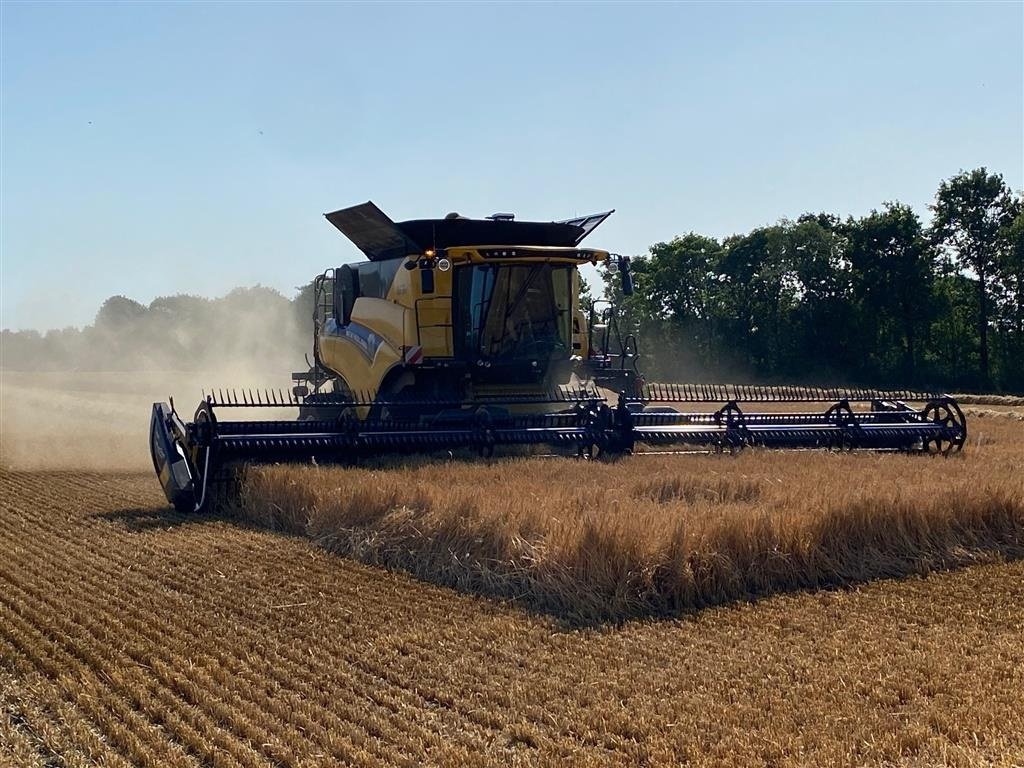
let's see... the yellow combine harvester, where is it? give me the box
[300,203,625,414]
[151,202,966,512]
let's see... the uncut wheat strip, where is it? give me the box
[262,464,759,620]
[24,454,1015,618]
[293,459,1023,616]
[296,462,991,602]
[0,525,394,768]
[256,473,823,634]
[0,495,499,765]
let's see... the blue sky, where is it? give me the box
[2,1,1021,330]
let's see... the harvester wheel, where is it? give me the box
[713,402,747,454]
[825,401,859,452]
[922,400,967,456]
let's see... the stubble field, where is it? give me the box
[1,376,1023,766]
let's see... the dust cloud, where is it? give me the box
[1,287,310,472]
[0,368,299,472]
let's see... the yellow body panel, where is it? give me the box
[317,298,404,394]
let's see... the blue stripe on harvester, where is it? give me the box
[326,321,386,362]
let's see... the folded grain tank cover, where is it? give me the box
[326,201,616,256]
[324,201,422,261]
[556,210,614,245]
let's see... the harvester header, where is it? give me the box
[150,202,967,513]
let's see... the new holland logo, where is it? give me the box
[325,319,386,362]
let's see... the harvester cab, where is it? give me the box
[293,201,627,412]
[150,202,967,513]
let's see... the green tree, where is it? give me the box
[789,215,853,378]
[931,168,1018,384]
[94,295,147,330]
[612,234,728,377]
[845,203,935,378]
[292,279,318,336]
[645,235,723,362]
[719,225,800,375]
[995,209,1024,384]
[930,273,979,388]
[577,276,596,317]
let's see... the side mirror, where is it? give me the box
[619,256,634,296]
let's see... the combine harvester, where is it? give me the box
[151,203,967,512]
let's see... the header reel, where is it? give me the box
[151,385,966,513]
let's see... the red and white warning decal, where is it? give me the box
[404,345,424,365]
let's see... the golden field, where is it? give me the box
[1,381,1023,766]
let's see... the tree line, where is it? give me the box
[603,168,1022,393]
